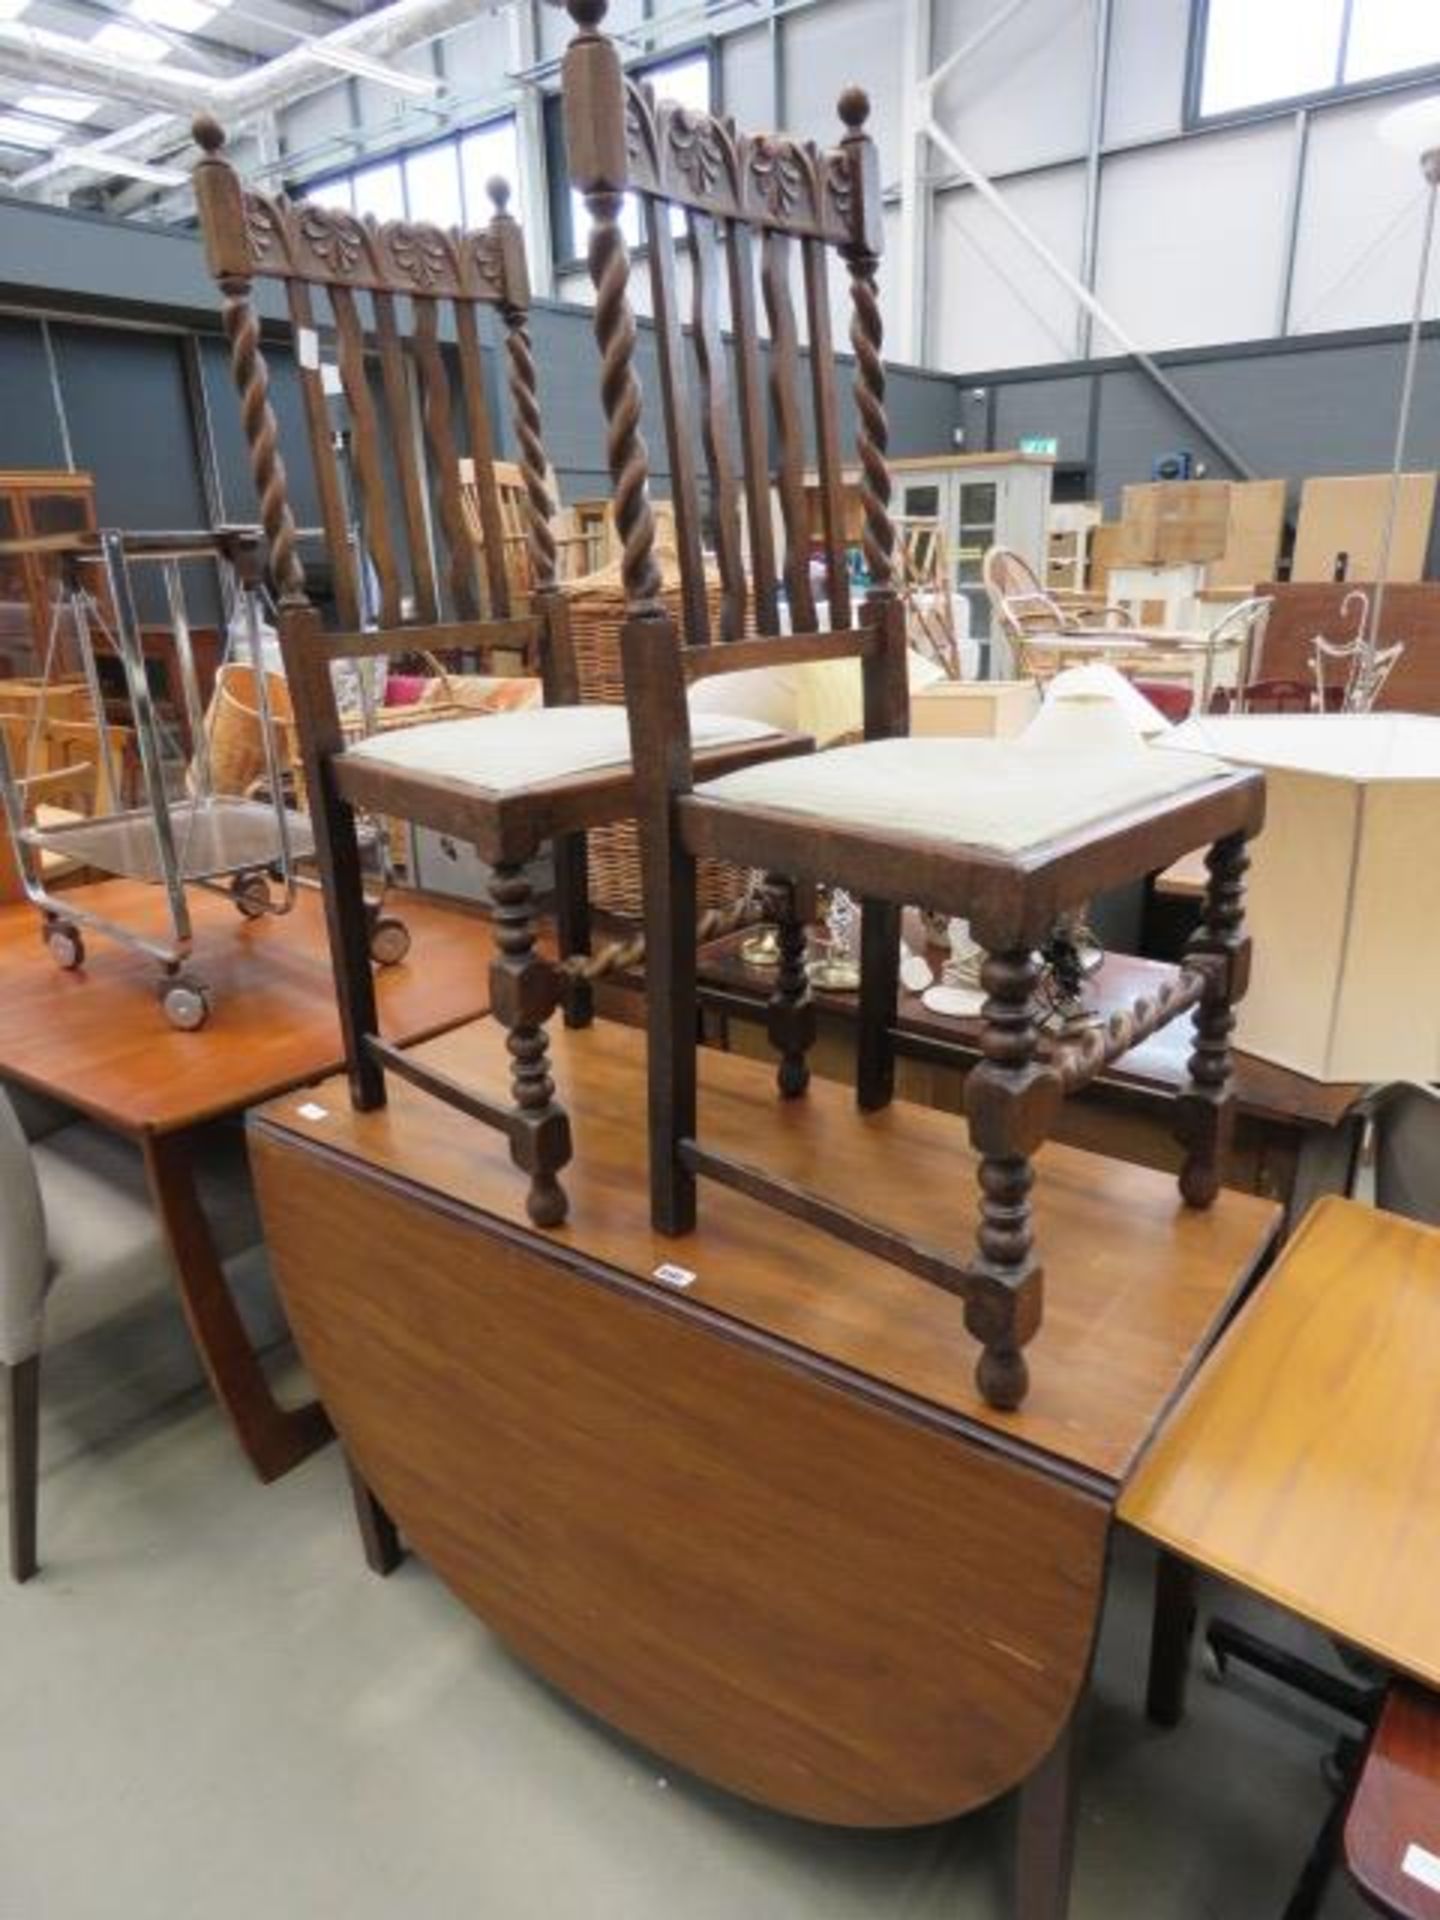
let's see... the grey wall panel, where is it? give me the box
[931,0,1094,179]
[784,0,902,176]
[1093,367,1239,511]
[51,325,209,532]
[51,322,214,620]
[0,316,67,469]
[1103,0,1189,145]
[993,377,1092,465]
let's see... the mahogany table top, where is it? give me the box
[256,1015,1281,1492]
[0,878,495,1136]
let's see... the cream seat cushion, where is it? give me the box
[344,704,779,795]
[694,735,1228,856]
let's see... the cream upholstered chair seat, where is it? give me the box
[344,704,781,795]
[693,735,1227,856]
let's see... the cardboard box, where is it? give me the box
[1209,478,1287,589]
[1088,522,1124,600]
[1291,472,1437,584]
[910,679,1040,738]
[1118,482,1230,565]
[1158,712,1440,1081]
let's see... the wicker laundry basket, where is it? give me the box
[564,531,749,921]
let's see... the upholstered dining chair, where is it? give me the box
[192,121,797,1230]
[565,0,1264,1409]
[0,1083,263,1581]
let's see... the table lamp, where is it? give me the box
[1160,712,1440,1082]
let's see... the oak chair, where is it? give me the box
[565,0,1265,1408]
[192,117,793,1228]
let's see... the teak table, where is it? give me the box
[250,1016,1280,1914]
[0,878,497,1481]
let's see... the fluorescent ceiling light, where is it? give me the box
[91,19,170,62]
[17,91,100,124]
[55,143,187,187]
[129,0,217,32]
[0,114,51,148]
[308,43,442,98]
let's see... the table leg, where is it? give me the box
[1146,1550,1198,1728]
[1285,1115,1364,1233]
[142,1129,332,1483]
[345,1453,403,1576]
[1014,1713,1081,1920]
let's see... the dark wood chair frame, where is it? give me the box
[563,0,1266,1410]
[192,114,800,1230]
[190,115,605,1228]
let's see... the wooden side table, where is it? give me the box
[0,878,497,1479]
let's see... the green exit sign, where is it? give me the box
[1019,435,1058,456]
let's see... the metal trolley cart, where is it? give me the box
[0,526,408,1030]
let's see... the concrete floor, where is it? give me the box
[0,1271,1378,1920]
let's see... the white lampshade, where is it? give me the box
[1038,663,1173,739]
[1159,713,1440,1081]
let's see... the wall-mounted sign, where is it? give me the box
[1019,435,1059,457]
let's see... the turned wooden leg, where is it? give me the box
[767,876,815,1100]
[857,898,900,1112]
[1176,832,1251,1209]
[1146,1550,1198,1728]
[6,1355,39,1584]
[1014,1714,1081,1920]
[345,1453,403,1577]
[490,859,572,1229]
[553,829,595,1031]
[963,948,1060,1411]
[282,605,384,1112]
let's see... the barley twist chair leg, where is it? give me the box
[490,859,572,1228]
[766,876,815,1099]
[963,947,1059,1411]
[1176,831,1251,1209]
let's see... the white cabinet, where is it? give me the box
[890,453,1054,648]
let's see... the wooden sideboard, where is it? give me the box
[1254,581,1440,711]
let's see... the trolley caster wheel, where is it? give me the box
[158,974,212,1032]
[369,915,411,968]
[230,872,272,920]
[46,923,85,971]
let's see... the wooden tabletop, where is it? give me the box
[257,1015,1280,1490]
[697,932,1364,1132]
[1120,1196,1440,1688]
[0,879,496,1136]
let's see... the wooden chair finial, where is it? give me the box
[192,113,226,156]
[838,86,870,132]
[567,0,608,29]
[487,174,512,215]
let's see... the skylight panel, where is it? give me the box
[0,114,53,149]
[129,0,217,34]
[91,20,170,62]
[17,91,100,124]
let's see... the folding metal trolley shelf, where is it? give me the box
[0,525,408,1031]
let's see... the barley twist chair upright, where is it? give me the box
[191,117,793,1229]
[564,1,1267,1410]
